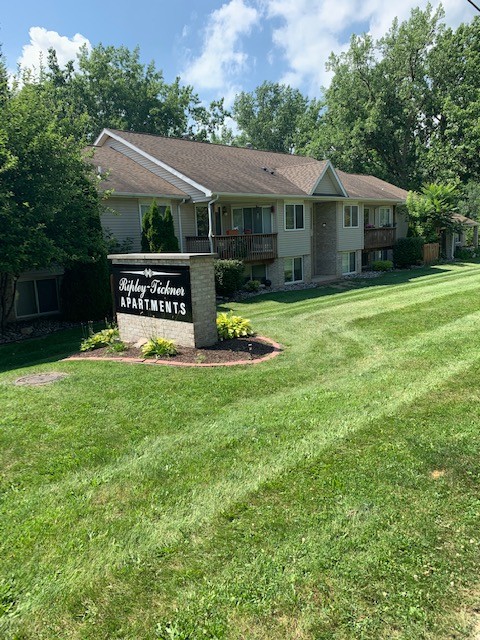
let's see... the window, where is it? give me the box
[378,206,392,227]
[284,257,303,283]
[343,205,359,228]
[364,206,373,227]
[285,204,304,230]
[15,278,60,318]
[232,206,272,234]
[342,252,356,275]
[196,205,209,236]
[245,263,267,283]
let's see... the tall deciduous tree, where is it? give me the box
[0,70,105,329]
[307,5,445,190]
[232,81,322,153]
[43,45,228,142]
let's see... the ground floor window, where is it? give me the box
[284,257,303,283]
[245,263,267,283]
[342,251,356,275]
[15,278,60,318]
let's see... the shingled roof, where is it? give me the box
[94,129,408,202]
[87,145,187,197]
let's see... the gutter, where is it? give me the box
[208,195,219,253]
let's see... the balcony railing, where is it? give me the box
[364,227,396,250]
[185,233,278,262]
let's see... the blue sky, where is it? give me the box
[1,0,476,107]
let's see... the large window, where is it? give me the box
[342,251,356,275]
[284,257,303,283]
[343,205,359,228]
[378,206,392,227]
[285,204,304,230]
[232,206,272,234]
[15,278,60,318]
[245,263,268,283]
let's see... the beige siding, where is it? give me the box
[102,197,141,251]
[314,169,342,195]
[337,201,364,251]
[107,139,206,200]
[180,203,197,238]
[277,199,312,258]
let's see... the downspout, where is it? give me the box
[177,198,188,252]
[208,195,219,253]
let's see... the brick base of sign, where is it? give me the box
[108,253,218,348]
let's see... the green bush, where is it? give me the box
[141,337,177,358]
[217,311,254,341]
[372,260,393,272]
[141,202,179,252]
[393,237,425,268]
[61,257,112,321]
[243,279,261,292]
[455,246,477,261]
[214,260,245,297]
[80,327,120,351]
[106,341,127,354]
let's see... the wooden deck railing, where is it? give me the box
[364,227,396,250]
[185,233,278,262]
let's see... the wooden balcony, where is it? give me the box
[364,227,396,250]
[185,233,278,262]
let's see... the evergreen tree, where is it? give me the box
[141,203,179,252]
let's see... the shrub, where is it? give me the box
[80,327,120,351]
[141,337,177,357]
[214,260,245,297]
[243,279,261,292]
[141,202,179,252]
[393,237,425,268]
[217,311,254,341]
[61,257,112,321]
[372,260,393,272]
[455,246,477,261]
[106,341,127,354]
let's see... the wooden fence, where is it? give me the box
[423,243,439,265]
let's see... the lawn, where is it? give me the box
[2,262,480,639]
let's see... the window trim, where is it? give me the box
[15,277,61,319]
[378,206,392,227]
[284,203,305,231]
[284,256,304,284]
[343,204,359,229]
[231,205,273,234]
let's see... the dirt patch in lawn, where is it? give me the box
[65,336,282,367]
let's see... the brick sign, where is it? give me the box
[112,264,192,322]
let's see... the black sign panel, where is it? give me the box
[112,264,192,322]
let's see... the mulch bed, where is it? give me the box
[65,336,282,367]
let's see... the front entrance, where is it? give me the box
[312,202,337,276]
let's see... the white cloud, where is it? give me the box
[17,27,91,73]
[263,0,475,94]
[182,0,260,91]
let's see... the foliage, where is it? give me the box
[407,182,459,241]
[80,327,120,351]
[214,260,245,297]
[232,81,322,153]
[393,237,425,268]
[0,60,105,329]
[141,337,177,357]
[216,311,254,341]
[454,247,477,261]
[103,228,134,254]
[457,182,480,221]
[141,202,179,253]
[60,258,112,321]
[41,45,228,142]
[372,260,393,272]
[106,340,127,354]
[243,279,261,292]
